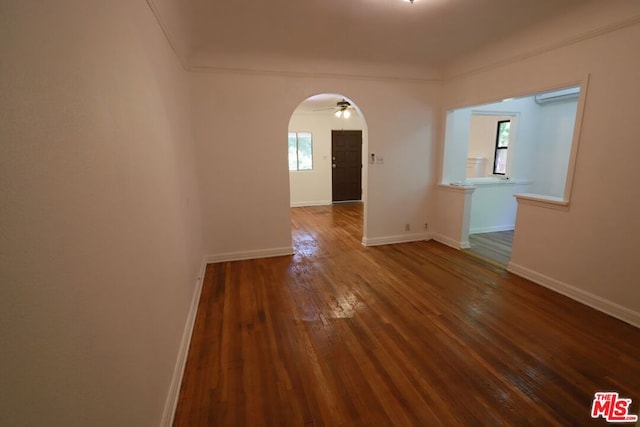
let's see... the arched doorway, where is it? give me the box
[287,93,369,247]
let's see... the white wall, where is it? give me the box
[441,108,472,184]
[191,74,439,253]
[469,183,532,234]
[442,97,540,184]
[0,1,204,425]
[441,3,640,323]
[468,114,512,177]
[433,185,474,249]
[5,3,636,426]
[530,98,578,197]
[466,114,525,235]
[440,99,537,236]
[442,95,580,236]
[288,110,366,207]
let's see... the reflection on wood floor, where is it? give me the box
[173,204,640,426]
[467,230,514,266]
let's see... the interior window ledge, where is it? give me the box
[514,193,569,211]
[464,178,532,187]
[437,183,476,194]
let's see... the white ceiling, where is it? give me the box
[166,0,590,70]
[294,94,356,113]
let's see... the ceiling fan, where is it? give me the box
[315,98,355,118]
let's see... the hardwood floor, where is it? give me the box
[174,204,640,426]
[467,230,514,266]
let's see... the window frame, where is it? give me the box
[492,119,511,175]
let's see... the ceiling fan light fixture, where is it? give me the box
[334,110,342,118]
[343,109,351,119]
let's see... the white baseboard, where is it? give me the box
[160,246,294,424]
[507,262,640,328]
[290,200,332,208]
[160,259,208,427]
[431,233,470,249]
[362,233,430,247]
[205,246,294,264]
[469,224,514,234]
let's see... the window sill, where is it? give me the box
[514,193,569,211]
[464,177,532,187]
[437,183,476,193]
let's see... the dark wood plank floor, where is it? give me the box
[174,204,640,426]
[467,230,514,266]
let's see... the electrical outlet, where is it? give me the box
[424,223,429,230]
[405,223,410,232]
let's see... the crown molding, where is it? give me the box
[145,0,639,84]
[186,64,442,84]
[144,0,440,83]
[145,0,189,70]
[446,15,640,81]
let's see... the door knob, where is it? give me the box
[332,164,337,168]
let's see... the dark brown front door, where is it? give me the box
[332,130,362,202]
